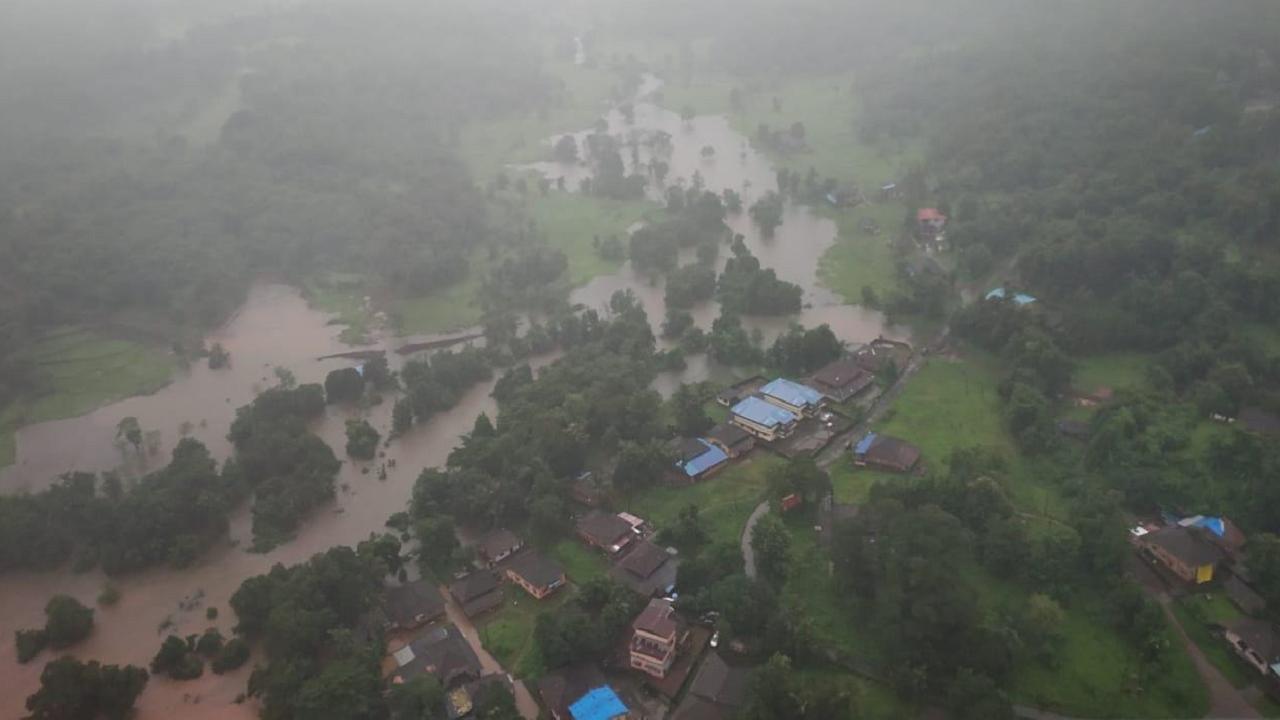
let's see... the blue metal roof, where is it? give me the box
[985,287,1006,300]
[1188,515,1226,537]
[1012,293,1037,306]
[678,439,729,477]
[853,432,878,456]
[731,396,798,428]
[760,378,823,409]
[570,686,628,720]
[986,287,1037,305]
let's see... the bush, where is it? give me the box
[206,606,218,621]
[15,628,47,664]
[97,585,120,607]
[196,628,224,657]
[44,595,94,648]
[211,637,251,674]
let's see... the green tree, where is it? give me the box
[345,419,381,460]
[325,367,364,404]
[392,398,413,436]
[751,514,791,586]
[44,595,94,649]
[1020,593,1065,665]
[211,638,251,674]
[208,343,231,370]
[671,383,713,437]
[475,681,521,720]
[115,417,143,455]
[25,657,148,720]
[388,675,445,720]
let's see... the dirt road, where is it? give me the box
[439,586,541,720]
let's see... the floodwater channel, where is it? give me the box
[0,70,907,718]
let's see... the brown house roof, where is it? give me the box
[384,579,445,628]
[633,598,677,639]
[1229,617,1280,661]
[671,696,733,720]
[576,511,634,548]
[672,437,712,463]
[688,652,750,707]
[1241,406,1280,435]
[1146,526,1227,568]
[449,570,500,605]
[536,664,607,720]
[506,550,565,590]
[612,541,678,597]
[390,625,482,688]
[477,528,522,560]
[864,435,921,471]
[707,422,752,449]
[812,358,871,390]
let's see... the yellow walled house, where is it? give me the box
[1139,526,1226,585]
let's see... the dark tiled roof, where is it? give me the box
[576,511,633,547]
[811,358,873,391]
[1225,574,1267,616]
[450,570,500,604]
[707,422,752,448]
[671,696,733,720]
[461,590,504,618]
[535,664,607,719]
[384,579,445,628]
[1146,526,1227,567]
[865,435,921,470]
[391,625,482,688]
[633,598,677,638]
[1229,617,1280,660]
[477,528,522,559]
[1241,406,1280,434]
[506,550,565,589]
[688,652,750,707]
[619,541,671,580]
[673,437,712,463]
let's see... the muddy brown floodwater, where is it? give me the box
[0,71,907,718]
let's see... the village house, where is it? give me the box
[1240,406,1280,436]
[629,598,684,679]
[504,550,567,600]
[670,652,750,720]
[705,422,755,458]
[808,357,876,403]
[917,208,947,239]
[568,686,630,720]
[669,437,729,483]
[575,511,638,555]
[1177,514,1247,560]
[1138,525,1226,584]
[852,432,922,473]
[536,664,622,720]
[476,528,524,567]
[389,624,483,688]
[610,539,678,598]
[383,579,446,632]
[759,378,825,417]
[729,396,799,442]
[449,570,504,618]
[1224,618,1280,679]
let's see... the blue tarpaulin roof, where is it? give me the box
[1187,515,1226,537]
[731,396,798,428]
[760,378,823,409]
[569,686,628,720]
[985,287,1036,305]
[678,439,729,477]
[853,432,878,456]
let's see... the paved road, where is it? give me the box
[740,500,771,579]
[439,585,541,720]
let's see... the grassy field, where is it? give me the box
[874,352,1070,518]
[780,519,881,662]
[795,668,913,719]
[817,203,907,304]
[391,265,487,336]
[1073,352,1152,392]
[479,583,574,679]
[547,538,609,584]
[828,455,898,504]
[0,328,177,468]
[459,58,621,178]
[1171,593,1253,689]
[628,454,782,545]
[526,191,656,286]
[302,272,376,344]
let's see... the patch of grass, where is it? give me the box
[659,73,921,189]
[390,258,487,336]
[547,539,608,584]
[1010,596,1209,718]
[817,203,907,304]
[1,328,177,467]
[1074,353,1152,392]
[479,584,573,679]
[794,668,912,720]
[1171,594,1252,689]
[526,191,656,286]
[827,455,898,504]
[628,454,782,545]
[302,272,374,344]
[780,520,881,663]
[459,58,622,178]
[876,353,1070,518]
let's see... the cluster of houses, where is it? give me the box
[1132,513,1280,694]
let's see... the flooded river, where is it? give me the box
[0,70,906,718]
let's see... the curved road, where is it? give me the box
[438,585,541,720]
